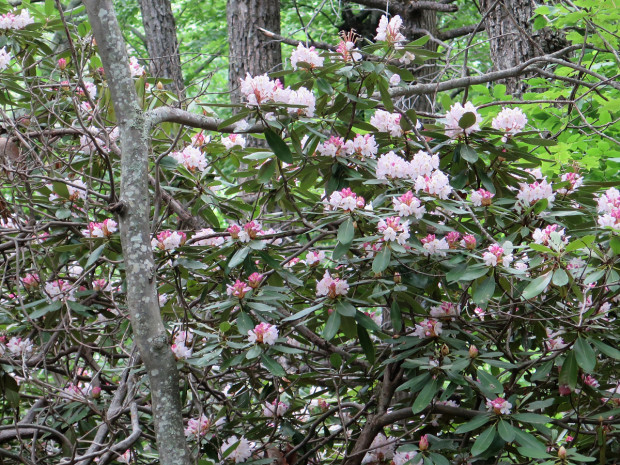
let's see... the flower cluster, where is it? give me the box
[482,243,513,267]
[413,319,443,338]
[377,216,410,245]
[316,271,349,299]
[421,234,449,257]
[557,172,584,194]
[193,228,226,247]
[376,150,440,181]
[362,433,395,464]
[171,329,193,360]
[374,15,406,44]
[2,337,33,357]
[170,145,208,172]
[22,273,40,290]
[239,73,316,117]
[227,280,252,299]
[430,301,460,319]
[393,191,425,218]
[290,43,324,69]
[263,399,289,417]
[184,414,210,438]
[0,47,11,72]
[128,56,145,77]
[597,187,620,230]
[486,397,512,415]
[305,250,326,266]
[370,110,403,137]
[0,10,34,30]
[220,436,253,463]
[517,178,555,205]
[45,279,76,302]
[317,136,345,157]
[414,170,452,199]
[325,188,365,211]
[152,230,187,251]
[443,102,483,139]
[470,189,494,207]
[492,107,527,141]
[336,34,362,62]
[248,322,279,345]
[228,220,263,242]
[221,134,247,150]
[532,224,568,246]
[81,219,118,238]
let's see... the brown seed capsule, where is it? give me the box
[156,81,164,90]
[441,344,450,356]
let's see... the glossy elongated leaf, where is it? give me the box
[511,413,551,424]
[459,144,478,163]
[497,420,516,443]
[338,219,355,244]
[372,246,391,273]
[260,354,286,377]
[336,300,356,317]
[228,246,251,269]
[454,414,492,434]
[473,276,495,306]
[552,268,569,286]
[357,325,375,363]
[559,351,579,389]
[265,128,293,163]
[574,337,596,372]
[323,310,341,341]
[412,378,439,413]
[521,273,552,299]
[471,425,496,456]
[458,112,477,129]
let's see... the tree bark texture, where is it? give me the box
[82,1,190,464]
[138,0,185,97]
[226,0,282,106]
[479,0,539,96]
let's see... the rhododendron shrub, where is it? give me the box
[0,4,618,465]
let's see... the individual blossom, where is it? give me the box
[305,250,326,267]
[389,74,401,86]
[470,189,494,207]
[239,73,284,106]
[290,43,324,69]
[377,216,410,245]
[492,107,527,142]
[151,230,187,251]
[247,272,263,289]
[248,322,279,345]
[393,191,425,218]
[414,170,452,200]
[81,219,118,238]
[344,134,378,159]
[317,136,345,158]
[258,227,282,246]
[421,234,449,257]
[170,146,208,172]
[92,279,111,292]
[442,101,482,139]
[171,341,192,359]
[597,208,620,230]
[582,374,599,388]
[316,271,349,299]
[545,329,567,351]
[482,243,513,267]
[5,337,33,357]
[191,132,208,147]
[227,280,252,299]
[486,397,512,415]
[362,433,395,464]
[263,399,289,417]
[532,224,569,247]
[413,318,442,338]
[376,151,413,180]
[193,228,225,247]
[430,302,459,319]
[558,171,584,195]
[399,51,416,65]
[184,414,210,438]
[45,279,76,302]
[48,179,88,202]
[22,273,40,290]
[363,241,382,258]
[221,134,247,150]
[393,451,421,465]
[325,187,365,211]
[287,87,316,117]
[0,47,11,72]
[516,178,555,206]
[238,221,263,242]
[337,31,362,62]
[128,56,145,77]
[446,231,461,249]
[220,436,253,463]
[370,110,403,137]
[77,80,97,99]
[374,15,406,44]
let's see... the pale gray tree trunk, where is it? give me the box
[138,0,185,98]
[226,0,282,106]
[82,1,190,464]
[479,0,540,96]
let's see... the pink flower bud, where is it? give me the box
[419,434,429,451]
[469,345,479,358]
[91,386,102,398]
[558,446,567,459]
[58,58,67,70]
[559,385,572,396]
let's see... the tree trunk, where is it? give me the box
[82,2,190,464]
[479,0,539,96]
[226,0,283,106]
[138,0,185,98]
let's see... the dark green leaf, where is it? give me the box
[559,351,578,389]
[260,354,286,377]
[473,276,495,306]
[521,273,552,299]
[497,420,516,443]
[236,312,254,335]
[257,160,275,183]
[460,144,478,163]
[323,310,341,341]
[357,325,375,363]
[471,426,496,456]
[412,378,439,413]
[335,300,356,317]
[454,414,492,434]
[574,337,596,372]
[229,247,250,269]
[458,112,477,129]
[552,268,569,287]
[372,246,391,273]
[265,128,293,163]
[511,413,551,424]
[338,219,355,244]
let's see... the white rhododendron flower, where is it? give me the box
[263,399,288,417]
[370,110,403,137]
[344,134,378,159]
[221,134,247,150]
[248,322,279,345]
[492,107,527,141]
[516,178,555,205]
[443,101,482,138]
[170,146,208,172]
[413,319,443,338]
[486,397,512,415]
[151,230,187,251]
[290,43,324,69]
[377,216,410,245]
[0,47,12,72]
[316,271,349,298]
[5,337,33,357]
[393,191,425,218]
[374,15,406,44]
[220,436,253,463]
[0,10,34,30]
[128,56,145,76]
